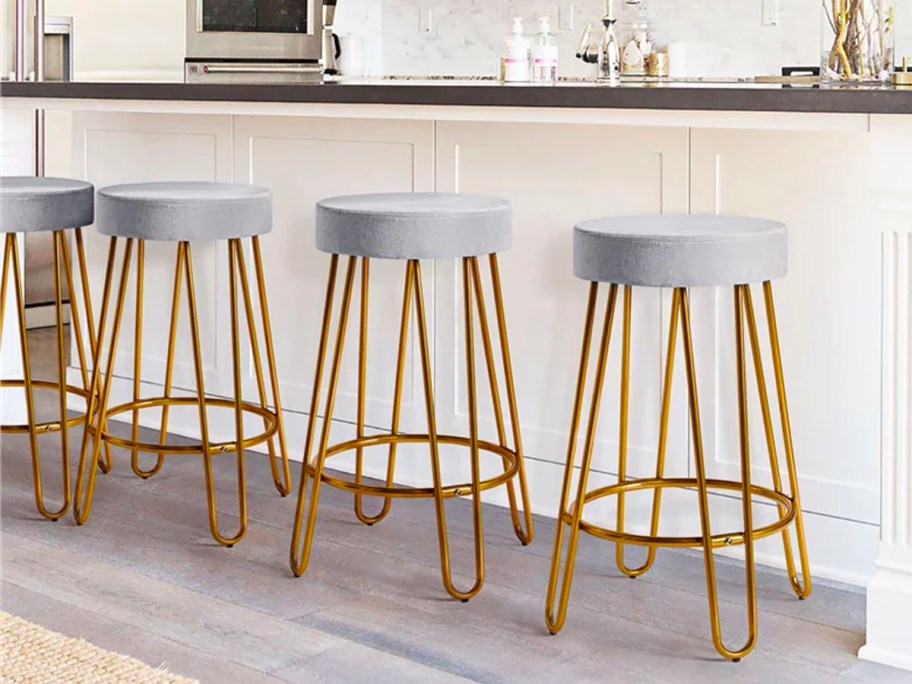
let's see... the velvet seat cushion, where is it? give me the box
[573,214,788,288]
[0,176,94,234]
[316,193,512,260]
[96,182,272,241]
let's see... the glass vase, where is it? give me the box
[821,0,896,83]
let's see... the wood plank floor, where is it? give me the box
[1,329,908,683]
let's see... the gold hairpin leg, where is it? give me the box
[57,233,89,403]
[353,257,382,523]
[615,287,679,577]
[545,283,619,634]
[290,255,356,575]
[489,255,534,545]
[615,285,636,574]
[354,257,411,526]
[761,282,811,599]
[51,231,72,518]
[60,232,100,466]
[681,286,757,661]
[184,241,246,547]
[472,256,533,545]
[410,259,482,601]
[127,240,162,479]
[235,238,290,496]
[0,234,12,342]
[74,238,133,524]
[73,228,112,474]
[153,239,185,472]
[3,232,69,519]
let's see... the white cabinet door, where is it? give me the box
[233,116,435,453]
[689,127,881,536]
[435,121,690,512]
[71,112,234,399]
[0,109,35,426]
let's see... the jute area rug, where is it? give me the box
[1,612,198,683]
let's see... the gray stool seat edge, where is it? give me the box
[96,182,272,242]
[574,214,788,288]
[0,176,94,234]
[316,192,512,260]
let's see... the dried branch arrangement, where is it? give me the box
[823,0,895,81]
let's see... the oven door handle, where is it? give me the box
[200,64,323,74]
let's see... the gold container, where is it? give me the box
[892,57,912,87]
[646,52,668,77]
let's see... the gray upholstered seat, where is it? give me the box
[0,176,94,234]
[574,215,788,288]
[316,193,512,259]
[96,182,272,242]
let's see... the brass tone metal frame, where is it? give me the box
[73,237,291,546]
[290,255,533,601]
[545,283,812,661]
[0,228,109,520]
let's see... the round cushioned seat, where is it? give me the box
[574,214,788,288]
[96,182,272,242]
[316,193,512,260]
[0,176,94,234]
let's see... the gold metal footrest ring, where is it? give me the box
[0,380,92,433]
[564,477,796,549]
[98,397,278,455]
[307,433,519,499]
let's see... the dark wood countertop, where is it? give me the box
[2,79,910,115]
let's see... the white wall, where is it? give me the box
[46,0,185,81]
[2,0,909,81]
[381,0,912,78]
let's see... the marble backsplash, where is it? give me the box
[337,0,911,79]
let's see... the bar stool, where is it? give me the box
[0,176,111,520]
[74,182,291,547]
[290,192,533,601]
[545,215,812,661]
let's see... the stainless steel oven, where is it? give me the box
[185,0,336,83]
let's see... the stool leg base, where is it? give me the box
[291,256,530,601]
[74,239,286,548]
[546,283,809,661]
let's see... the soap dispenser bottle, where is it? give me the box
[503,17,531,83]
[532,16,559,83]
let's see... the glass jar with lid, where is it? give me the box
[618,1,655,76]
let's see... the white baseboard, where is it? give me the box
[858,544,912,672]
[858,646,912,673]
[24,303,70,330]
[68,370,877,589]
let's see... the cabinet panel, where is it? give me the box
[233,116,435,437]
[690,127,880,525]
[435,121,690,491]
[71,112,234,398]
[0,109,35,426]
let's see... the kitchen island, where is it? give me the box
[2,79,911,669]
